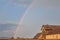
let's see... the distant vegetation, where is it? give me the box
[0,37,33,40]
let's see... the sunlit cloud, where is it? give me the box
[0,30,14,37]
[0,30,12,33]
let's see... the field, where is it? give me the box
[0,38,33,40]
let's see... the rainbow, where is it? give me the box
[13,0,36,38]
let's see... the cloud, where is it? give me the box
[48,0,60,7]
[12,0,32,7]
[0,30,12,33]
[0,21,18,24]
[33,0,60,8]
[13,0,32,4]
[0,22,17,37]
[0,22,24,37]
[0,30,14,37]
[0,21,17,31]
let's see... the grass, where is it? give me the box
[0,38,33,40]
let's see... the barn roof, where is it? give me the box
[41,25,60,34]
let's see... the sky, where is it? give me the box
[0,0,60,38]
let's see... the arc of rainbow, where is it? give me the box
[13,0,36,38]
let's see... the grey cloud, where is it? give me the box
[0,22,24,37]
[48,0,60,7]
[35,0,60,7]
[0,23,17,37]
[0,23,16,31]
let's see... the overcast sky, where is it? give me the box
[0,0,60,38]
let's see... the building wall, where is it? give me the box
[46,34,60,39]
[38,34,43,39]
